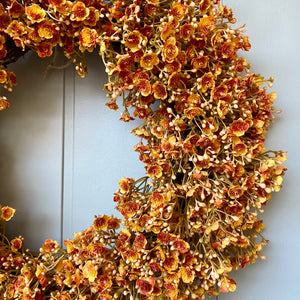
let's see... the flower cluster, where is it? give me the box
[0,0,286,299]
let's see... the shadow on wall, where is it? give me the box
[0,51,64,250]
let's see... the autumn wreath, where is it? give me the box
[0,0,286,299]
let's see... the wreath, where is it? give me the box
[0,0,286,299]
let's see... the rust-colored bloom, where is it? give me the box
[26,4,46,23]
[220,276,236,293]
[119,177,131,194]
[232,137,247,156]
[184,107,204,119]
[147,164,163,179]
[9,1,24,18]
[136,79,152,96]
[98,274,112,291]
[0,69,7,84]
[36,41,53,58]
[180,24,194,40]
[83,260,98,282]
[1,206,16,221]
[140,53,159,70]
[125,31,144,52]
[153,82,167,100]
[170,3,185,21]
[200,72,215,92]
[191,55,208,70]
[163,37,179,62]
[228,185,244,199]
[7,20,26,37]
[80,27,98,48]
[42,239,59,253]
[93,214,109,230]
[230,118,250,136]
[198,16,215,35]
[180,267,195,283]
[118,56,134,71]
[149,191,165,209]
[38,20,55,39]
[11,238,22,251]
[84,7,99,27]
[70,1,89,21]
[136,277,155,295]
[199,0,211,14]
[164,282,178,299]
[133,234,147,250]
[172,239,190,253]
[120,202,139,218]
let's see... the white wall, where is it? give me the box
[0,1,299,299]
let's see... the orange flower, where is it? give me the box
[83,261,98,282]
[232,137,247,156]
[38,20,55,39]
[84,7,99,27]
[70,1,89,21]
[172,238,190,253]
[191,55,208,70]
[136,79,152,96]
[180,24,194,40]
[9,1,24,18]
[153,82,167,100]
[98,274,112,291]
[163,37,178,62]
[212,84,228,101]
[200,72,215,92]
[133,70,150,83]
[42,239,59,253]
[230,118,250,136]
[168,72,184,89]
[170,3,185,21]
[36,41,53,58]
[164,282,178,299]
[161,18,178,40]
[198,16,215,35]
[179,267,195,283]
[1,206,15,221]
[228,185,244,199]
[133,234,147,250]
[147,164,163,179]
[79,27,98,48]
[11,238,23,251]
[0,69,7,83]
[125,31,144,52]
[93,214,110,230]
[140,53,159,70]
[149,191,165,209]
[136,277,155,295]
[105,101,119,111]
[219,276,236,293]
[7,20,26,37]
[199,0,211,14]
[119,177,131,194]
[118,56,134,71]
[49,0,66,8]
[26,4,46,23]
[164,256,178,271]
[120,202,139,218]
[222,41,236,58]
[14,276,26,292]
[217,100,228,119]
[184,107,204,119]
